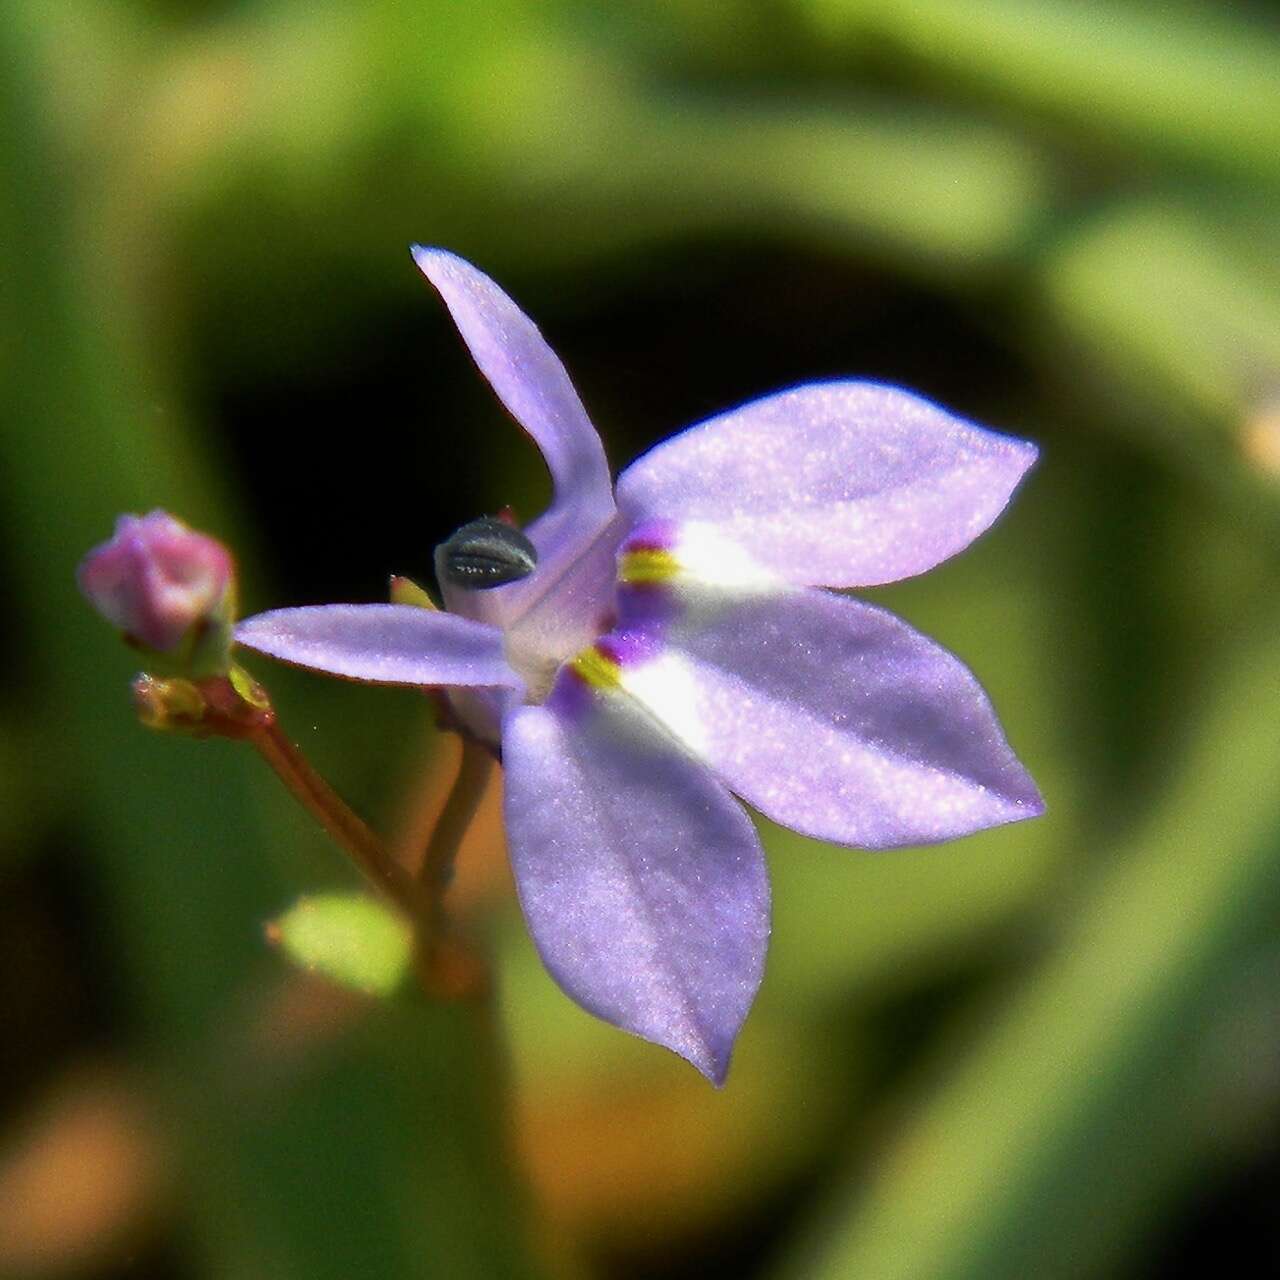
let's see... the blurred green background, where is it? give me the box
[4,0,1280,1275]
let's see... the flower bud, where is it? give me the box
[78,510,234,658]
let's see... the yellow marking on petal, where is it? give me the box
[569,644,622,690]
[619,548,680,584]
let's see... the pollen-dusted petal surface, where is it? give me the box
[501,689,770,1084]
[235,605,522,689]
[616,381,1037,588]
[412,247,616,624]
[613,580,1043,848]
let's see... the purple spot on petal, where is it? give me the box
[616,582,681,635]
[621,519,679,555]
[546,665,597,721]
[596,629,665,668]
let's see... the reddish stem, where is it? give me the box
[419,738,493,910]
[415,737,494,998]
[180,674,425,918]
[170,672,493,996]
[248,717,424,916]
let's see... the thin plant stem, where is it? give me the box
[149,671,427,918]
[415,736,494,997]
[420,737,493,913]
[247,717,425,917]
[168,671,494,995]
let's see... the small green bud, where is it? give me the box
[268,893,414,997]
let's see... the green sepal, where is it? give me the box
[270,892,415,997]
[127,581,236,680]
[389,575,438,609]
[228,662,270,710]
[132,674,208,732]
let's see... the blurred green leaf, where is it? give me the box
[1038,201,1280,543]
[447,25,1054,268]
[0,723,41,873]
[803,0,1280,183]
[119,0,1056,382]
[1045,202,1280,422]
[272,892,414,997]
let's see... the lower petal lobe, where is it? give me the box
[611,574,1043,849]
[501,690,769,1084]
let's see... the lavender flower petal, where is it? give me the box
[235,605,523,689]
[502,691,770,1084]
[616,382,1037,588]
[500,512,627,695]
[612,580,1043,848]
[412,247,616,621]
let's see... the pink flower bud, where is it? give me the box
[78,510,234,652]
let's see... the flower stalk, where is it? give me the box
[136,668,427,918]
[248,713,424,917]
[414,737,494,999]
[151,669,495,996]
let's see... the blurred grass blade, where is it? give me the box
[649,98,1054,274]
[126,3,1053,321]
[189,997,537,1280]
[803,0,1280,183]
[776,614,1280,1280]
[453,30,1055,269]
[1045,203,1280,420]
[1038,201,1280,543]
[440,28,1057,274]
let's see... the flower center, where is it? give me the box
[436,512,627,733]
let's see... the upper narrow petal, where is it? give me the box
[501,689,770,1084]
[616,381,1037,588]
[411,247,616,623]
[235,605,522,689]
[610,574,1044,848]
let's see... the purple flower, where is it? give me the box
[235,249,1044,1083]
[79,510,234,656]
